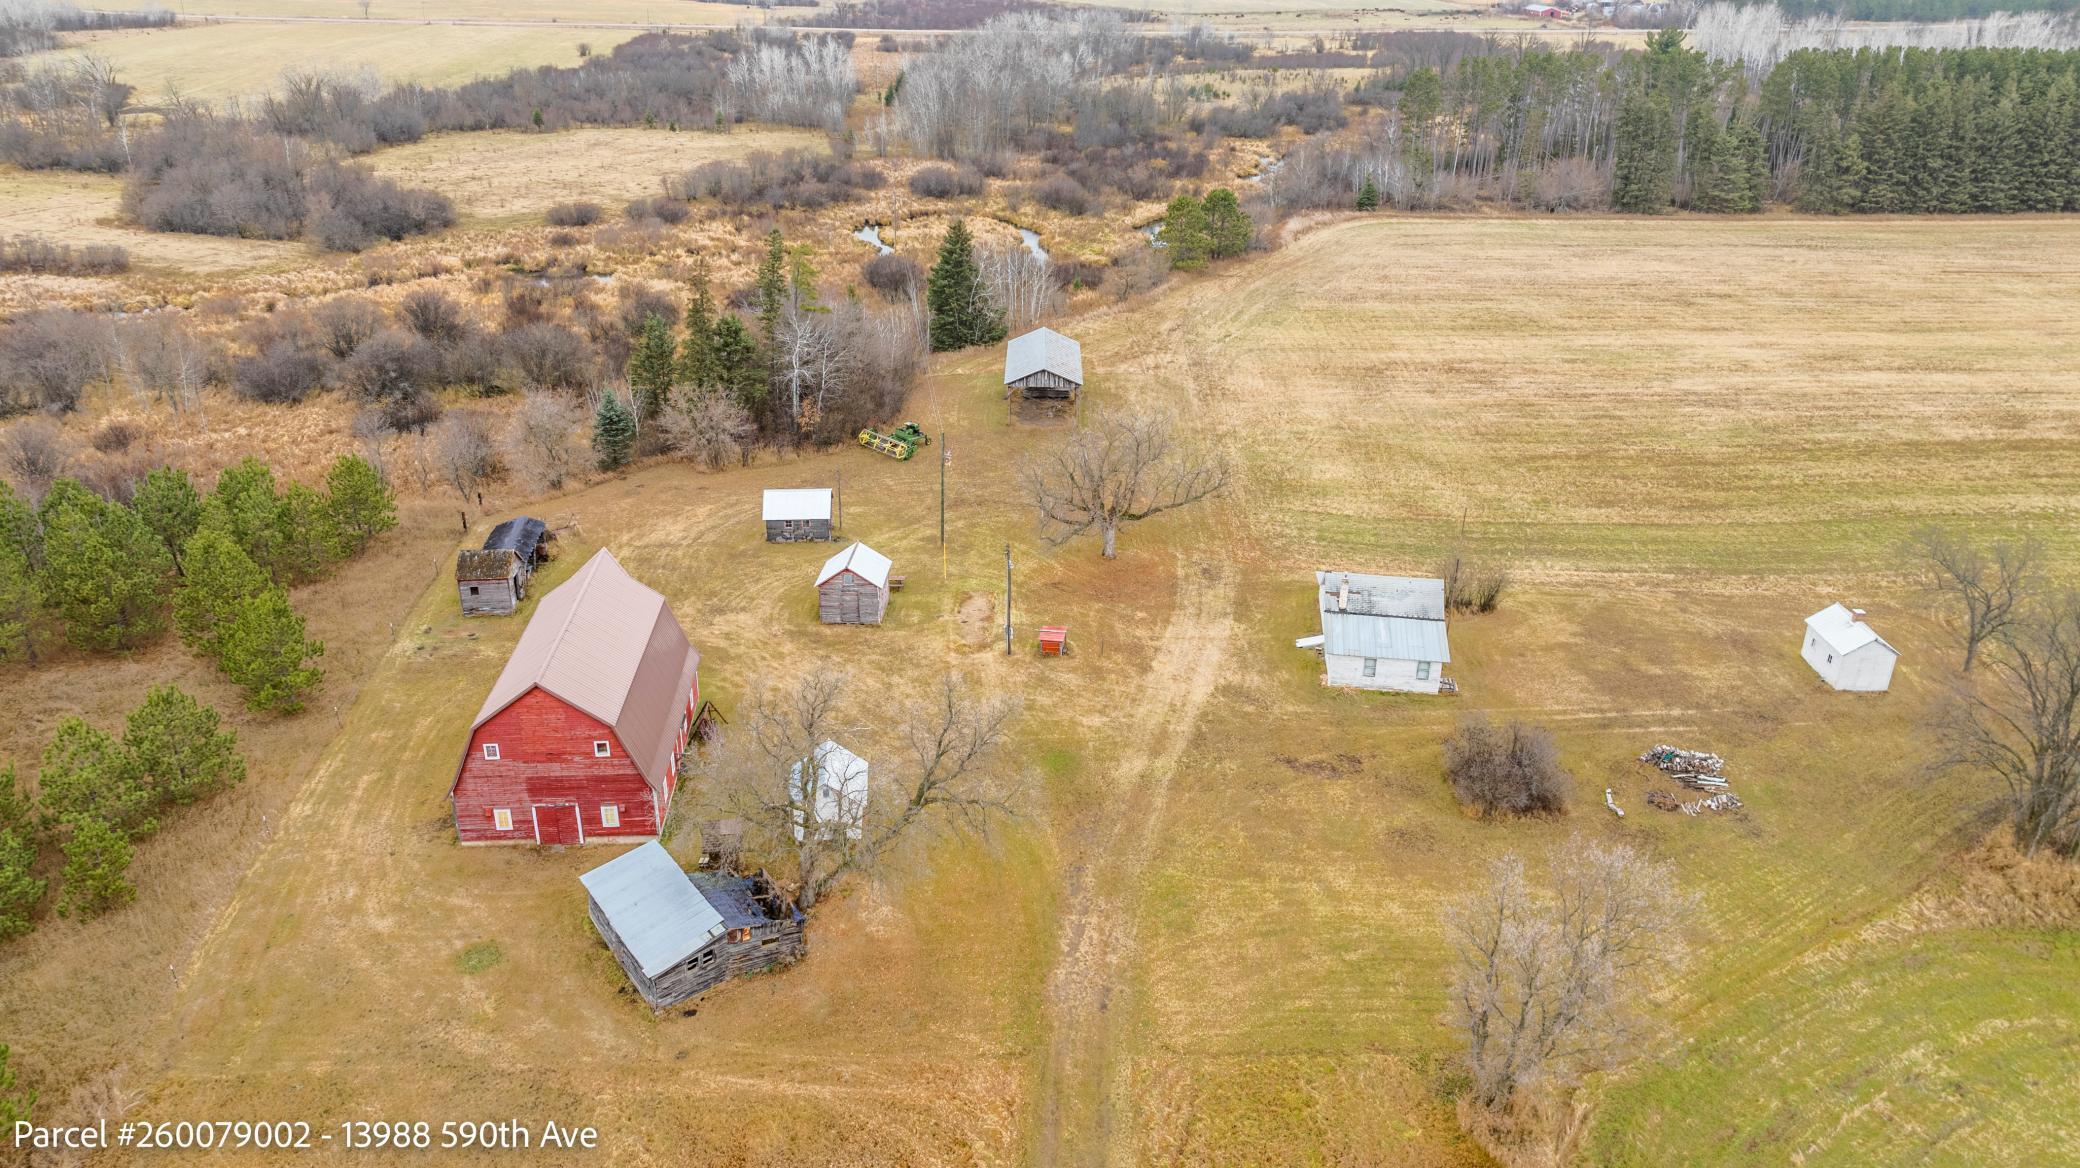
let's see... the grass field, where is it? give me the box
[2,215,2076,1166]
[366,126,830,224]
[36,22,636,104]
[0,166,309,285]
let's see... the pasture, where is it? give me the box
[2,215,2075,1166]
[36,22,638,105]
[0,166,307,288]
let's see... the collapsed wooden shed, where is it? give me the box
[1003,327,1083,420]
[815,541,893,625]
[579,840,805,1009]
[763,489,834,542]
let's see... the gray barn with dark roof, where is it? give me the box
[456,517,550,616]
[579,841,805,1008]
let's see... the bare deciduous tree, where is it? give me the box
[1938,591,2080,859]
[0,419,75,504]
[1445,716,1571,818]
[114,315,213,418]
[1019,407,1228,558]
[698,672,1019,912]
[501,392,584,491]
[431,407,500,503]
[1444,839,1696,1116]
[981,244,1060,335]
[1910,526,2039,672]
[659,389,755,471]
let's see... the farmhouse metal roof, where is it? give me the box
[1003,327,1084,386]
[579,842,723,978]
[763,488,832,522]
[455,547,518,581]
[816,541,893,589]
[1805,602,1897,657]
[469,549,699,795]
[482,516,546,560]
[1315,571,1451,663]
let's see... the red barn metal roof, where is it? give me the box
[470,549,698,795]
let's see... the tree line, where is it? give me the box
[1,684,245,934]
[0,454,394,712]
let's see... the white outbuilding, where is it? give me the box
[1802,603,1898,692]
[1308,570,1451,694]
[763,489,833,542]
[790,740,868,841]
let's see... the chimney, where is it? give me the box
[1337,577,1349,613]
[1849,607,1866,621]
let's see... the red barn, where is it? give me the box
[450,549,700,846]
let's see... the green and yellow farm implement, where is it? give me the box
[858,422,932,461]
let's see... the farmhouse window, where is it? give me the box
[593,740,611,757]
[1826,654,1834,663]
[492,808,513,831]
[482,743,500,760]
[600,804,620,828]
[1362,658,1378,678]
[1416,661,1432,680]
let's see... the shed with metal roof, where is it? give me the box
[1309,570,1452,694]
[580,841,806,1008]
[1004,328,1083,419]
[762,489,834,542]
[816,541,892,624]
[455,517,552,617]
[1802,602,1898,692]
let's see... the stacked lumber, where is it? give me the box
[1639,744,1731,790]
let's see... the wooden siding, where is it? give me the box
[1008,369,1081,397]
[453,686,687,844]
[587,879,806,1009]
[817,570,887,625]
[459,573,520,617]
[1324,651,1442,695]
[764,518,832,543]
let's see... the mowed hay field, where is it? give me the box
[62,216,2080,1168]
[366,126,830,223]
[36,23,636,104]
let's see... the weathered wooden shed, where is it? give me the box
[579,840,805,1009]
[763,489,834,542]
[815,541,892,625]
[1003,327,1083,420]
[450,549,700,845]
[455,517,550,616]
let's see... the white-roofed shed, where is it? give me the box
[816,541,893,624]
[1802,602,1898,692]
[763,488,834,542]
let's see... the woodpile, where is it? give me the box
[1639,744,1731,790]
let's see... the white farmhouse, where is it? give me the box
[1802,603,1898,692]
[789,739,868,841]
[1305,571,1451,694]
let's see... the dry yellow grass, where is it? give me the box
[0,166,308,288]
[36,22,639,104]
[141,0,790,25]
[2,216,2076,1167]
[367,126,831,223]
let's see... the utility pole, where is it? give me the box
[1004,543,1013,657]
[939,430,947,547]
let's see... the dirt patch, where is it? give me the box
[1274,753,1365,779]
[956,591,996,648]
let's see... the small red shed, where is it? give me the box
[1038,625,1068,656]
[450,549,700,846]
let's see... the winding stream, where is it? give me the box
[853,223,893,255]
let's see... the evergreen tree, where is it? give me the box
[708,316,764,410]
[1797,126,1864,213]
[1204,187,1253,257]
[217,587,325,714]
[0,768,43,940]
[1400,66,1442,173]
[678,257,719,388]
[629,313,678,421]
[0,479,36,572]
[1612,88,1676,213]
[755,228,788,356]
[274,482,338,585]
[37,480,172,653]
[57,816,132,919]
[37,717,151,836]
[1355,174,1380,211]
[926,219,1005,352]
[131,466,202,572]
[0,1043,30,1126]
[175,527,270,657]
[211,458,287,577]
[0,528,38,665]
[1733,119,1770,211]
[1160,194,1212,270]
[592,392,637,471]
[125,685,245,807]
[322,454,395,557]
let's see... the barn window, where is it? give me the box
[482,743,500,761]
[728,927,751,943]
[492,808,513,831]
[1416,661,1432,680]
[600,804,620,828]
[593,740,611,757]
[1826,653,1834,663]
[1362,658,1378,678]
[468,585,480,596]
